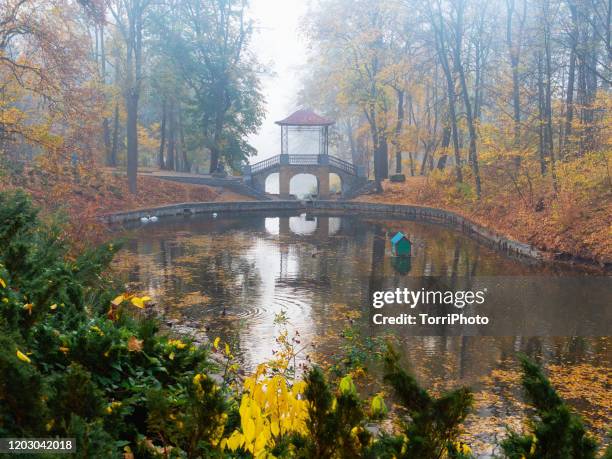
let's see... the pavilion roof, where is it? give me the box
[275,108,335,126]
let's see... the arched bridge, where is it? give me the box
[242,154,367,199]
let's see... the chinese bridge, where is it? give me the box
[243,109,366,199]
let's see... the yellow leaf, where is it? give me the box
[370,394,388,417]
[50,304,58,310]
[226,431,244,451]
[90,325,104,336]
[339,375,356,395]
[254,431,268,453]
[130,296,151,308]
[59,346,69,354]
[270,420,280,437]
[243,417,256,443]
[23,303,34,315]
[111,294,125,306]
[16,349,31,363]
[0,278,6,288]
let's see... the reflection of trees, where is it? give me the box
[119,214,610,388]
[392,335,609,390]
[125,216,264,318]
[366,225,386,331]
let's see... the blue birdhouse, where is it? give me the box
[390,232,411,257]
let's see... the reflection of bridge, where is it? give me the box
[263,215,339,239]
[243,109,367,199]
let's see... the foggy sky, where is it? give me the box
[247,0,309,163]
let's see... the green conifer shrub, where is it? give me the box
[381,344,474,459]
[0,191,228,456]
[501,355,599,459]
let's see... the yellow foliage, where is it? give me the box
[16,349,31,363]
[110,293,151,309]
[221,366,309,456]
[130,295,151,309]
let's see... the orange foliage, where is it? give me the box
[0,162,249,249]
[358,164,611,266]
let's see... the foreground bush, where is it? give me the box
[0,191,229,457]
[501,356,600,459]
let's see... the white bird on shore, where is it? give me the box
[212,212,218,218]
[140,216,150,223]
[149,216,158,222]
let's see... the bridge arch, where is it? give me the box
[289,173,319,198]
[264,172,279,195]
[329,172,343,196]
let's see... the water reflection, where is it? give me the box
[117,212,609,354]
[115,212,610,446]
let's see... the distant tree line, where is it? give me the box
[302,0,611,196]
[0,0,265,193]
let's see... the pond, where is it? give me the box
[115,211,611,454]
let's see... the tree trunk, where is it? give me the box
[179,106,189,172]
[453,0,481,197]
[346,118,358,165]
[365,102,388,191]
[125,12,138,193]
[108,41,120,168]
[158,98,167,169]
[126,91,138,193]
[166,100,176,170]
[99,25,113,166]
[110,102,119,167]
[209,83,226,173]
[434,12,463,183]
[537,51,547,175]
[393,89,405,174]
[506,0,525,146]
[543,1,558,190]
[564,48,576,157]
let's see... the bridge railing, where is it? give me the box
[249,154,357,176]
[329,156,356,175]
[288,154,319,165]
[250,154,280,173]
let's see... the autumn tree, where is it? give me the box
[1,0,104,165]
[106,0,151,193]
[302,0,610,207]
[158,0,264,173]
[305,0,402,190]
